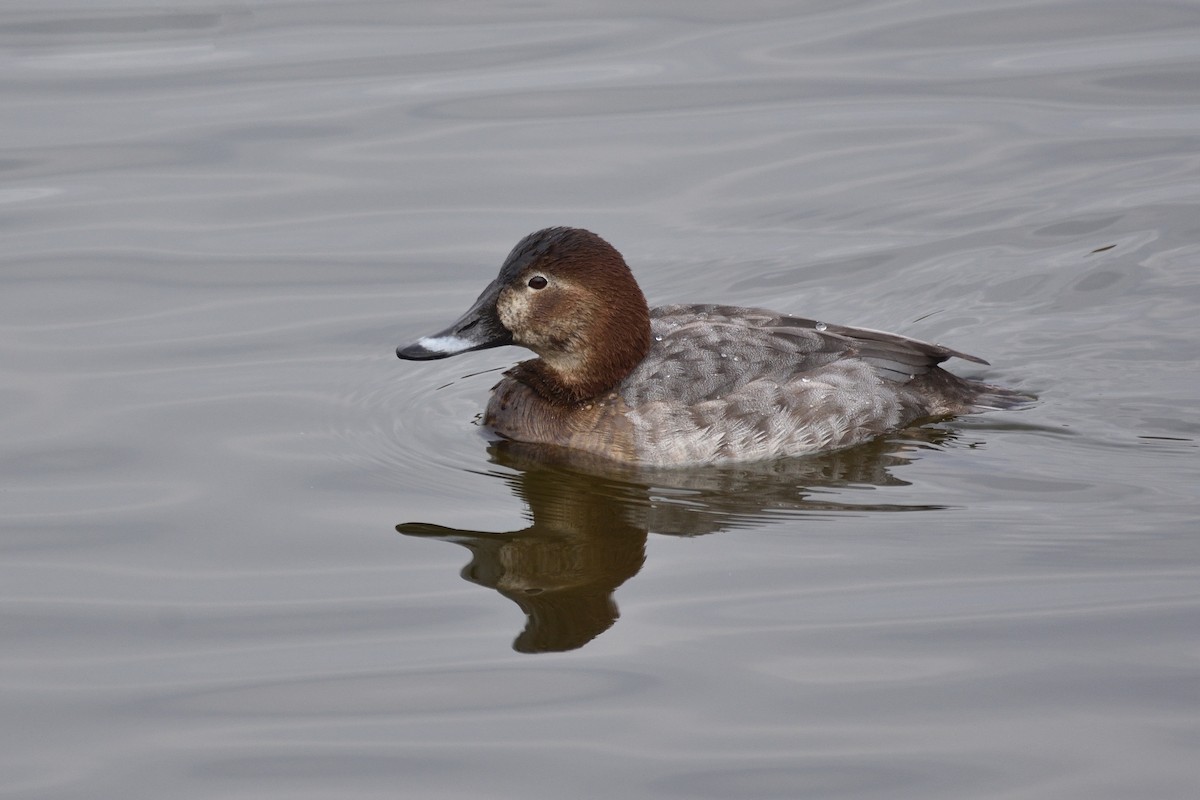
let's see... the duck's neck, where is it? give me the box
[514,308,651,406]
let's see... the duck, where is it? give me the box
[397,227,1026,466]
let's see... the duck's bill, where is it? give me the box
[396,280,513,360]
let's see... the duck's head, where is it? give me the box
[397,227,652,404]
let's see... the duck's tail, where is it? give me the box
[914,368,1035,416]
[966,379,1037,412]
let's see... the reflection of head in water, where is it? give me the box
[398,429,957,653]
[400,446,648,653]
[402,515,644,654]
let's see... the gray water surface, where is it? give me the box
[3,1,1200,798]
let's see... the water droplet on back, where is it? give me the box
[815,321,828,332]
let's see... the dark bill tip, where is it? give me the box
[396,340,456,360]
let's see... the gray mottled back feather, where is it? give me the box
[616,304,996,465]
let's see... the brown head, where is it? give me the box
[397,227,652,404]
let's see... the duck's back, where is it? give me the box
[617,304,1010,465]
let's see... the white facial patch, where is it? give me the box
[416,334,473,354]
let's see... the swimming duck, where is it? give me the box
[397,227,1024,466]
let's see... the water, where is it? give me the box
[3,1,1200,797]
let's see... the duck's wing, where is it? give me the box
[772,314,987,383]
[651,304,986,385]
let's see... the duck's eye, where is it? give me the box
[527,275,548,290]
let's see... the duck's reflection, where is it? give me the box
[398,429,955,653]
